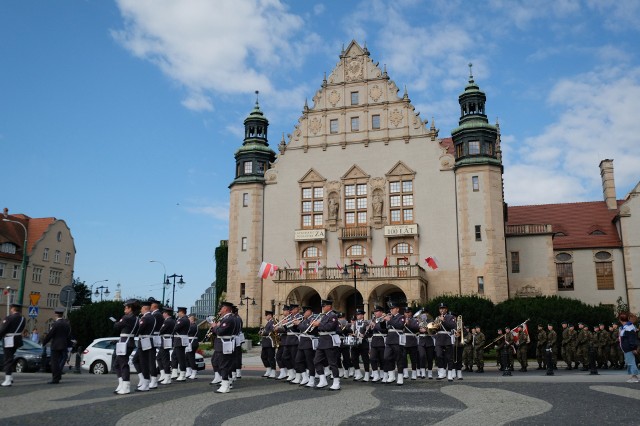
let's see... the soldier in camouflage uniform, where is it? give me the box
[611,323,624,369]
[566,323,578,369]
[462,326,473,372]
[473,325,485,373]
[576,322,591,371]
[536,324,547,369]
[596,323,608,369]
[516,326,530,372]
[547,323,558,369]
[560,321,570,368]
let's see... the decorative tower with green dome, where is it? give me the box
[227,91,276,327]
[452,65,508,302]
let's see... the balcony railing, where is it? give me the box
[340,226,370,239]
[506,224,553,235]
[274,264,427,282]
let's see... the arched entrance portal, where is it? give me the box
[328,285,363,319]
[286,286,321,313]
[368,284,407,311]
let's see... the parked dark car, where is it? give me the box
[0,339,51,372]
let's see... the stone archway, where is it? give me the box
[327,284,363,319]
[367,283,407,311]
[286,286,322,313]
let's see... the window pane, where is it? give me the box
[304,247,318,257]
[389,182,400,193]
[391,210,401,222]
[313,201,323,212]
[356,184,367,195]
[244,161,252,173]
[402,180,412,192]
[357,212,367,223]
[330,119,338,133]
[469,141,480,155]
[555,253,572,262]
[314,187,323,198]
[314,214,323,226]
[351,92,359,105]
[472,176,479,191]
[357,198,367,209]
[302,215,311,227]
[595,251,611,261]
[596,262,614,290]
[390,195,400,207]
[345,185,355,196]
[302,201,312,212]
[372,114,380,129]
[402,195,413,206]
[351,117,359,131]
[346,212,355,224]
[302,188,312,199]
[345,199,355,210]
[403,209,413,222]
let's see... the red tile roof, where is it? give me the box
[440,137,454,155]
[507,201,622,250]
[0,214,56,257]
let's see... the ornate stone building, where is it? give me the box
[226,41,640,325]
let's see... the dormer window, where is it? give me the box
[590,230,605,235]
[468,141,480,155]
[244,161,253,174]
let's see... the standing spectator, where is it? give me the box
[31,328,39,343]
[618,312,639,383]
[0,303,26,387]
[42,308,71,384]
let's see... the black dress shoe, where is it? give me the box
[47,380,60,384]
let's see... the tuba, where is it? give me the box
[426,316,442,332]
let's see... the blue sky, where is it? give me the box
[2,0,639,310]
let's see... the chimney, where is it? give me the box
[599,159,617,210]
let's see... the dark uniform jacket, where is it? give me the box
[297,316,314,350]
[0,312,25,349]
[137,312,156,351]
[404,317,420,347]
[173,315,190,347]
[386,313,406,345]
[114,313,138,350]
[261,319,274,348]
[434,314,456,346]
[367,318,387,348]
[316,311,339,350]
[151,308,164,346]
[188,322,199,351]
[212,313,235,352]
[284,314,302,346]
[43,318,71,351]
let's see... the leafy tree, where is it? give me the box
[72,277,92,306]
[67,301,124,348]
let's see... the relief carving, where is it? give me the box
[328,90,341,107]
[389,109,403,127]
[309,117,322,135]
[369,84,383,102]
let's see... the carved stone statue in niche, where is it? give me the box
[329,195,339,220]
[373,191,383,218]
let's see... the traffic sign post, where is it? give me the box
[28,305,39,319]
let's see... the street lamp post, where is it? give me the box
[90,279,108,303]
[2,217,28,306]
[149,260,167,305]
[94,285,110,302]
[342,261,368,316]
[239,296,256,327]
[166,274,185,311]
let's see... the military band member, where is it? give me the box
[282,304,301,381]
[402,307,420,380]
[158,307,175,385]
[293,306,314,384]
[0,303,26,387]
[473,325,485,373]
[311,299,341,390]
[42,307,71,385]
[367,305,387,382]
[113,299,140,395]
[186,314,199,379]
[462,326,473,372]
[536,324,547,370]
[336,312,353,378]
[231,306,243,380]
[452,315,464,380]
[417,314,436,379]
[275,305,290,380]
[149,298,164,387]
[610,323,624,369]
[350,308,370,381]
[172,307,190,381]
[546,323,557,369]
[260,310,277,378]
[433,302,456,381]
[516,325,530,372]
[384,301,407,385]
[211,301,236,393]
[135,300,155,391]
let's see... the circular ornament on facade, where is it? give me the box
[328,90,341,107]
[309,117,322,134]
[389,109,403,127]
[346,59,363,81]
[369,84,382,102]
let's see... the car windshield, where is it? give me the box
[21,340,43,350]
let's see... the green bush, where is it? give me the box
[68,301,126,348]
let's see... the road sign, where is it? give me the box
[59,285,76,307]
[28,305,39,318]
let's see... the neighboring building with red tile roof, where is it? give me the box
[0,209,76,331]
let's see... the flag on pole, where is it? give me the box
[368,257,374,265]
[335,260,343,272]
[299,260,305,275]
[383,256,388,267]
[258,261,278,279]
[284,259,291,268]
[425,256,439,270]
[314,260,321,273]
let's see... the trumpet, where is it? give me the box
[204,315,221,340]
[303,313,325,333]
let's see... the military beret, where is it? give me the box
[320,299,333,307]
[264,310,274,316]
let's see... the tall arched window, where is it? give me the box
[302,246,322,271]
[555,252,573,291]
[594,251,614,290]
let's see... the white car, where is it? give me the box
[81,337,205,374]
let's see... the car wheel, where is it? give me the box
[15,359,28,373]
[91,360,108,375]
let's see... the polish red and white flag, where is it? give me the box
[383,256,388,267]
[258,262,278,279]
[425,256,439,270]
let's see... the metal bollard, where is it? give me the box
[74,347,82,374]
[545,347,554,376]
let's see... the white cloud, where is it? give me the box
[184,200,229,221]
[112,0,308,111]
[504,65,640,205]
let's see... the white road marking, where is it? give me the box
[590,385,640,400]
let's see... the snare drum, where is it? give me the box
[345,335,357,346]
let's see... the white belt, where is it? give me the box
[6,333,21,336]
[388,329,404,334]
[161,334,172,338]
[418,334,427,337]
[217,336,234,340]
[152,332,160,335]
[319,332,336,336]
[437,331,450,335]
[372,333,386,337]
[290,332,300,336]
[120,334,134,337]
[300,334,315,339]
[139,335,151,338]
[177,334,188,337]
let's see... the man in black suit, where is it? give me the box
[42,307,71,384]
[0,303,26,387]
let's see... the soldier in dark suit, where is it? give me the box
[433,302,456,381]
[186,314,199,379]
[275,305,290,379]
[0,303,26,387]
[172,307,190,381]
[211,301,236,393]
[113,299,140,395]
[149,298,164,387]
[384,301,406,385]
[367,305,387,382]
[350,308,370,381]
[231,306,243,380]
[281,304,301,381]
[402,306,420,380]
[294,306,315,385]
[260,310,276,378]
[42,307,71,384]
[158,307,175,385]
[135,300,155,391]
[312,299,340,390]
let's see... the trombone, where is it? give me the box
[303,313,325,333]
